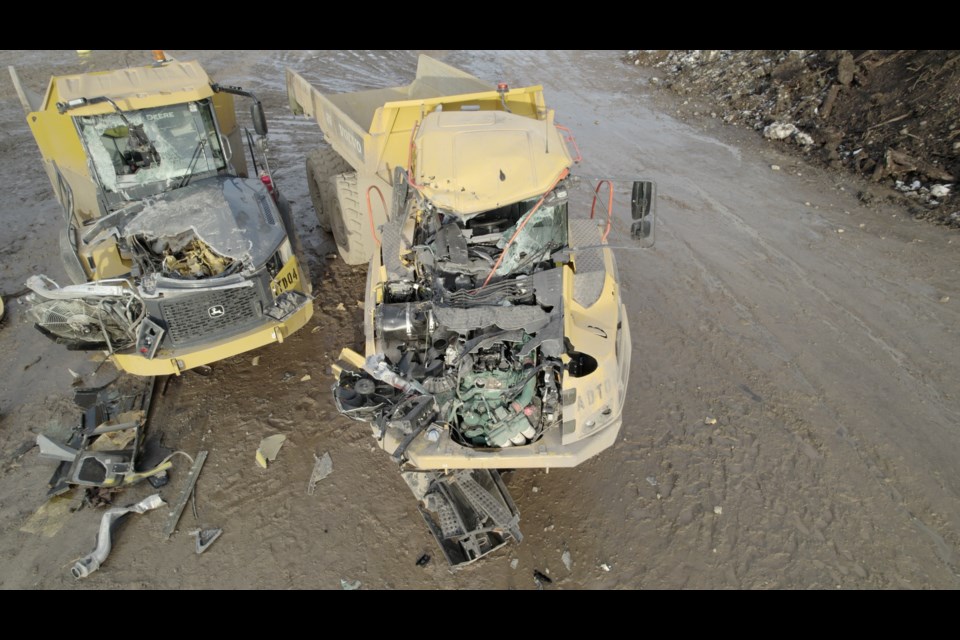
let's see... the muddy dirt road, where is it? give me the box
[1,50,958,589]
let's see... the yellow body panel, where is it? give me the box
[53,61,215,115]
[414,109,571,215]
[88,240,131,279]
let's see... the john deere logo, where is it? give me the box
[208,305,225,318]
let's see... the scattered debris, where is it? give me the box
[163,450,208,539]
[531,486,540,493]
[600,563,612,572]
[533,569,552,589]
[300,374,312,382]
[311,326,321,333]
[36,376,170,496]
[83,486,121,508]
[340,578,361,590]
[22,355,42,371]
[645,476,658,486]
[625,50,959,227]
[837,229,845,234]
[704,416,717,425]
[306,451,333,495]
[931,184,952,198]
[335,302,346,311]
[714,505,723,515]
[771,165,781,171]
[189,527,223,554]
[256,435,286,469]
[561,550,572,571]
[251,356,260,366]
[416,553,431,567]
[544,524,555,532]
[940,296,950,303]
[20,490,79,538]
[72,493,165,579]
[510,558,519,570]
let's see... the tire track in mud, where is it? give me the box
[644,198,960,585]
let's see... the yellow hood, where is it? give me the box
[414,108,572,217]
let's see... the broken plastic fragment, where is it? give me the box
[300,374,312,382]
[256,434,286,468]
[306,452,333,495]
[340,578,361,590]
[561,550,572,571]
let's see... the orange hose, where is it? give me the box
[589,180,614,242]
[365,185,386,247]
[479,168,570,290]
[555,125,582,163]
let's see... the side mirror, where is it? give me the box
[251,102,268,136]
[630,180,656,240]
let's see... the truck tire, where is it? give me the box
[306,148,352,233]
[330,172,376,265]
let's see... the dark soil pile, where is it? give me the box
[627,50,960,226]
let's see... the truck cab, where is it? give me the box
[10,54,313,375]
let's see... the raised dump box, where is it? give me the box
[287,55,570,264]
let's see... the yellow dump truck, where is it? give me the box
[9,53,313,375]
[288,55,655,565]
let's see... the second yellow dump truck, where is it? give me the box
[288,55,655,565]
[10,52,313,376]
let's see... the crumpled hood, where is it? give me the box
[120,175,284,266]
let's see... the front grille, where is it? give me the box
[159,283,264,347]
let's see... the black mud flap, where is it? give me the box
[408,469,522,568]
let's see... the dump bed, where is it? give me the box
[286,54,551,187]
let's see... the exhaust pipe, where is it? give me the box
[72,494,166,579]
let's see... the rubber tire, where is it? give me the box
[330,172,376,266]
[305,147,352,233]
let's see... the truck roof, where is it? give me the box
[50,60,215,115]
[415,109,572,216]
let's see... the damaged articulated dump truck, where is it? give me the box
[9,51,313,376]
[288,55,656,566]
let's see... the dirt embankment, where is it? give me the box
[627,50,960,227]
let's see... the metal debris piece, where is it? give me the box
[416,553,431,567]
[306,452,333,495]
[38,376,165,496]
[72,493,165,579]
[256,435,286,468]
[533,569,552,589]
[189,527,223,554]
[162,450,208,539]
[340,578,361,590]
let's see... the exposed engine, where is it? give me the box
[337,187,569,451]
[125,232,238,279]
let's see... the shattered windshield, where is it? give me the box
[77,100,225,206]
[494,198,567,276]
